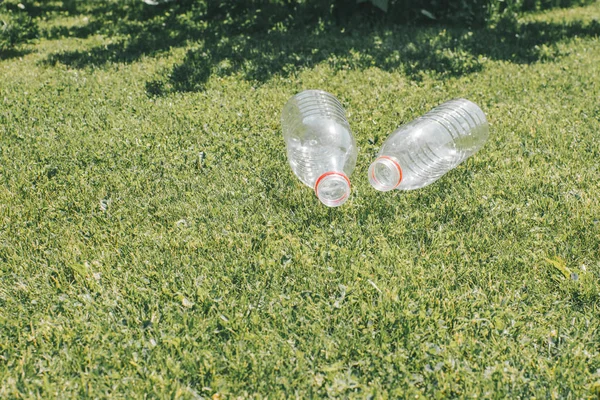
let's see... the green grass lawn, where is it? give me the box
[1,1,600,398]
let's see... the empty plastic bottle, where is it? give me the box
[368,98,489,191]
[281,90,357,207]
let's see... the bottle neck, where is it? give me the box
[368,156,403,192]
[314,172,351,207]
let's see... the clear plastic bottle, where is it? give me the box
[368,98,489,191]
[281,90,357,207]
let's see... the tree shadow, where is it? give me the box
[44,22,199,67]
[37,1,600,94]
[41,20,106,41]
[151,17,600,94]
[468,18,600,63]
[0,48,32,61]
[41,1,208,67]
[3,0,78,17]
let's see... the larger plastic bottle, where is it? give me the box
[368,99,489,191]
[281,90,357,207]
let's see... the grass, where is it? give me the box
[1,1,600,398]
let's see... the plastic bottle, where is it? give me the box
[281,90,357,207]
[368,98,489,191]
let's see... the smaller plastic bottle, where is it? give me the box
[368,99,489,191]
[281,90,357,207]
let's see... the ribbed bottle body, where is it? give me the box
[281,90,357,207]
[370,99,488,191]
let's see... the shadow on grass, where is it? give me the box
[0,48,32,60]
[161,18,600,94]
[38,1,600,94]
[3,0,79,17]
[41,20,106,41]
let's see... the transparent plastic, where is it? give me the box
[369,98,489,191]
[281,90,357,207]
